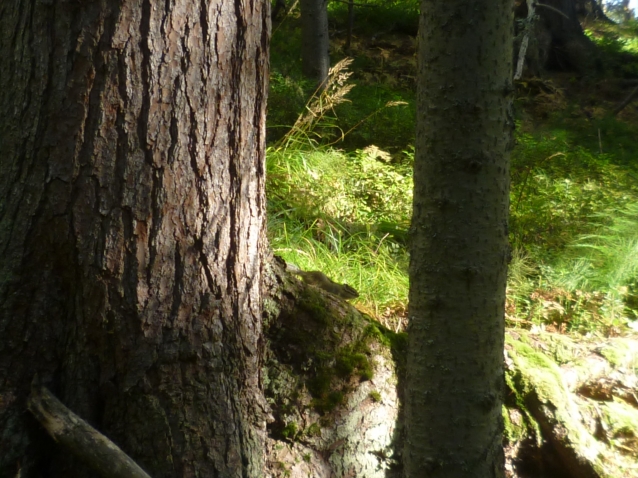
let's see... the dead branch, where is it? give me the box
[27,378,151,478]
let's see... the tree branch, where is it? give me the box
[612,85,638,116]
[28,378,152,478]
[535,2,570,19]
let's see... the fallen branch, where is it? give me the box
[515,0,537,80]
[612,84,638,117]
[28,378,151,478]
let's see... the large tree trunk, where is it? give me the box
[540,0,596,71]
[300,0,330,88]
[405,0,513,477]
[0,0,270,476]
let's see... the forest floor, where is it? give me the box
[265,8,638,477]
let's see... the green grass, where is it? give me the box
[268,4,416,150]
[267,147,410,318]
[266,11,638,335]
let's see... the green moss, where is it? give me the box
[369,390,382,402]
[297,287,332,326]
[282,421,298,439]
[312,390,345,413]
[335,350,373,380]
[268,281,401,416]
[503,406,529,444]
[326,391,345,409]
[506,331,604,460]
[598,339,638,368]
[359,365,374,381]
[307,371,333,398]
[305,422,321,437]
[276,461,292,477]
[601,401,638,445]
[364,322,408,375]
[506,335,568,402]
[293,313,381,412]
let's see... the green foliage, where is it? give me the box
[584,22,638,76]
[328,0,419,36]
[281,421,299,439]
[268,71,313,144]
[507,105,638,333]
[268,10,416,150]
[267,145,410,314]
[511,127,638,257]
[560,202,638,291]
[339,88,416,149]
[274,58,357,150]
[369,390,382,402]
[267,12,638,335]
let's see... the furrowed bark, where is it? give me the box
[0,0,270,476]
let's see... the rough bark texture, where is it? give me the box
[406,1,513,477]
[0,0,270,476]
[300,0,330,88]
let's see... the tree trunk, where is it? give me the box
[300,0,330,88]
[0,0,270,476]
[405,0,513,477]
[537,0,598,72]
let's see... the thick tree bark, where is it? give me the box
[406,1,513,477]
[300,0,330,88]
[0,0,270,476]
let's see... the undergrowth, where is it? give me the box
[267,8,638,335]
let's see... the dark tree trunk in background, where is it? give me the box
[0,0,270,476]
[613,0,635,21]
[272,0,287,21]
[301,0,330,88]
[517,0,599,74]
[575,0,614,22]
[405,0,513,476]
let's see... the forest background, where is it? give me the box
[267,0,638,339]
[2,0,638,475]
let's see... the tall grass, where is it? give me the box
[267,11,638,334]
[267,58,411,326]
[564,203,638,289]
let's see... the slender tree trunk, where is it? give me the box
[405,0,513,477]
[0,0,270,476]
[300,0,330,88]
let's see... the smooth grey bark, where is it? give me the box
[405,1,513,477]
[300,0,330,88]
[0,0,270,476]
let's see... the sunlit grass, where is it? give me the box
[267,12,638,334]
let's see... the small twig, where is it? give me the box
[598,128,603,154]
[514,0,537,80]
[272,0,300,36]
[535,2,570,20]
[505,316,535,325]
[612,84,638,117]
